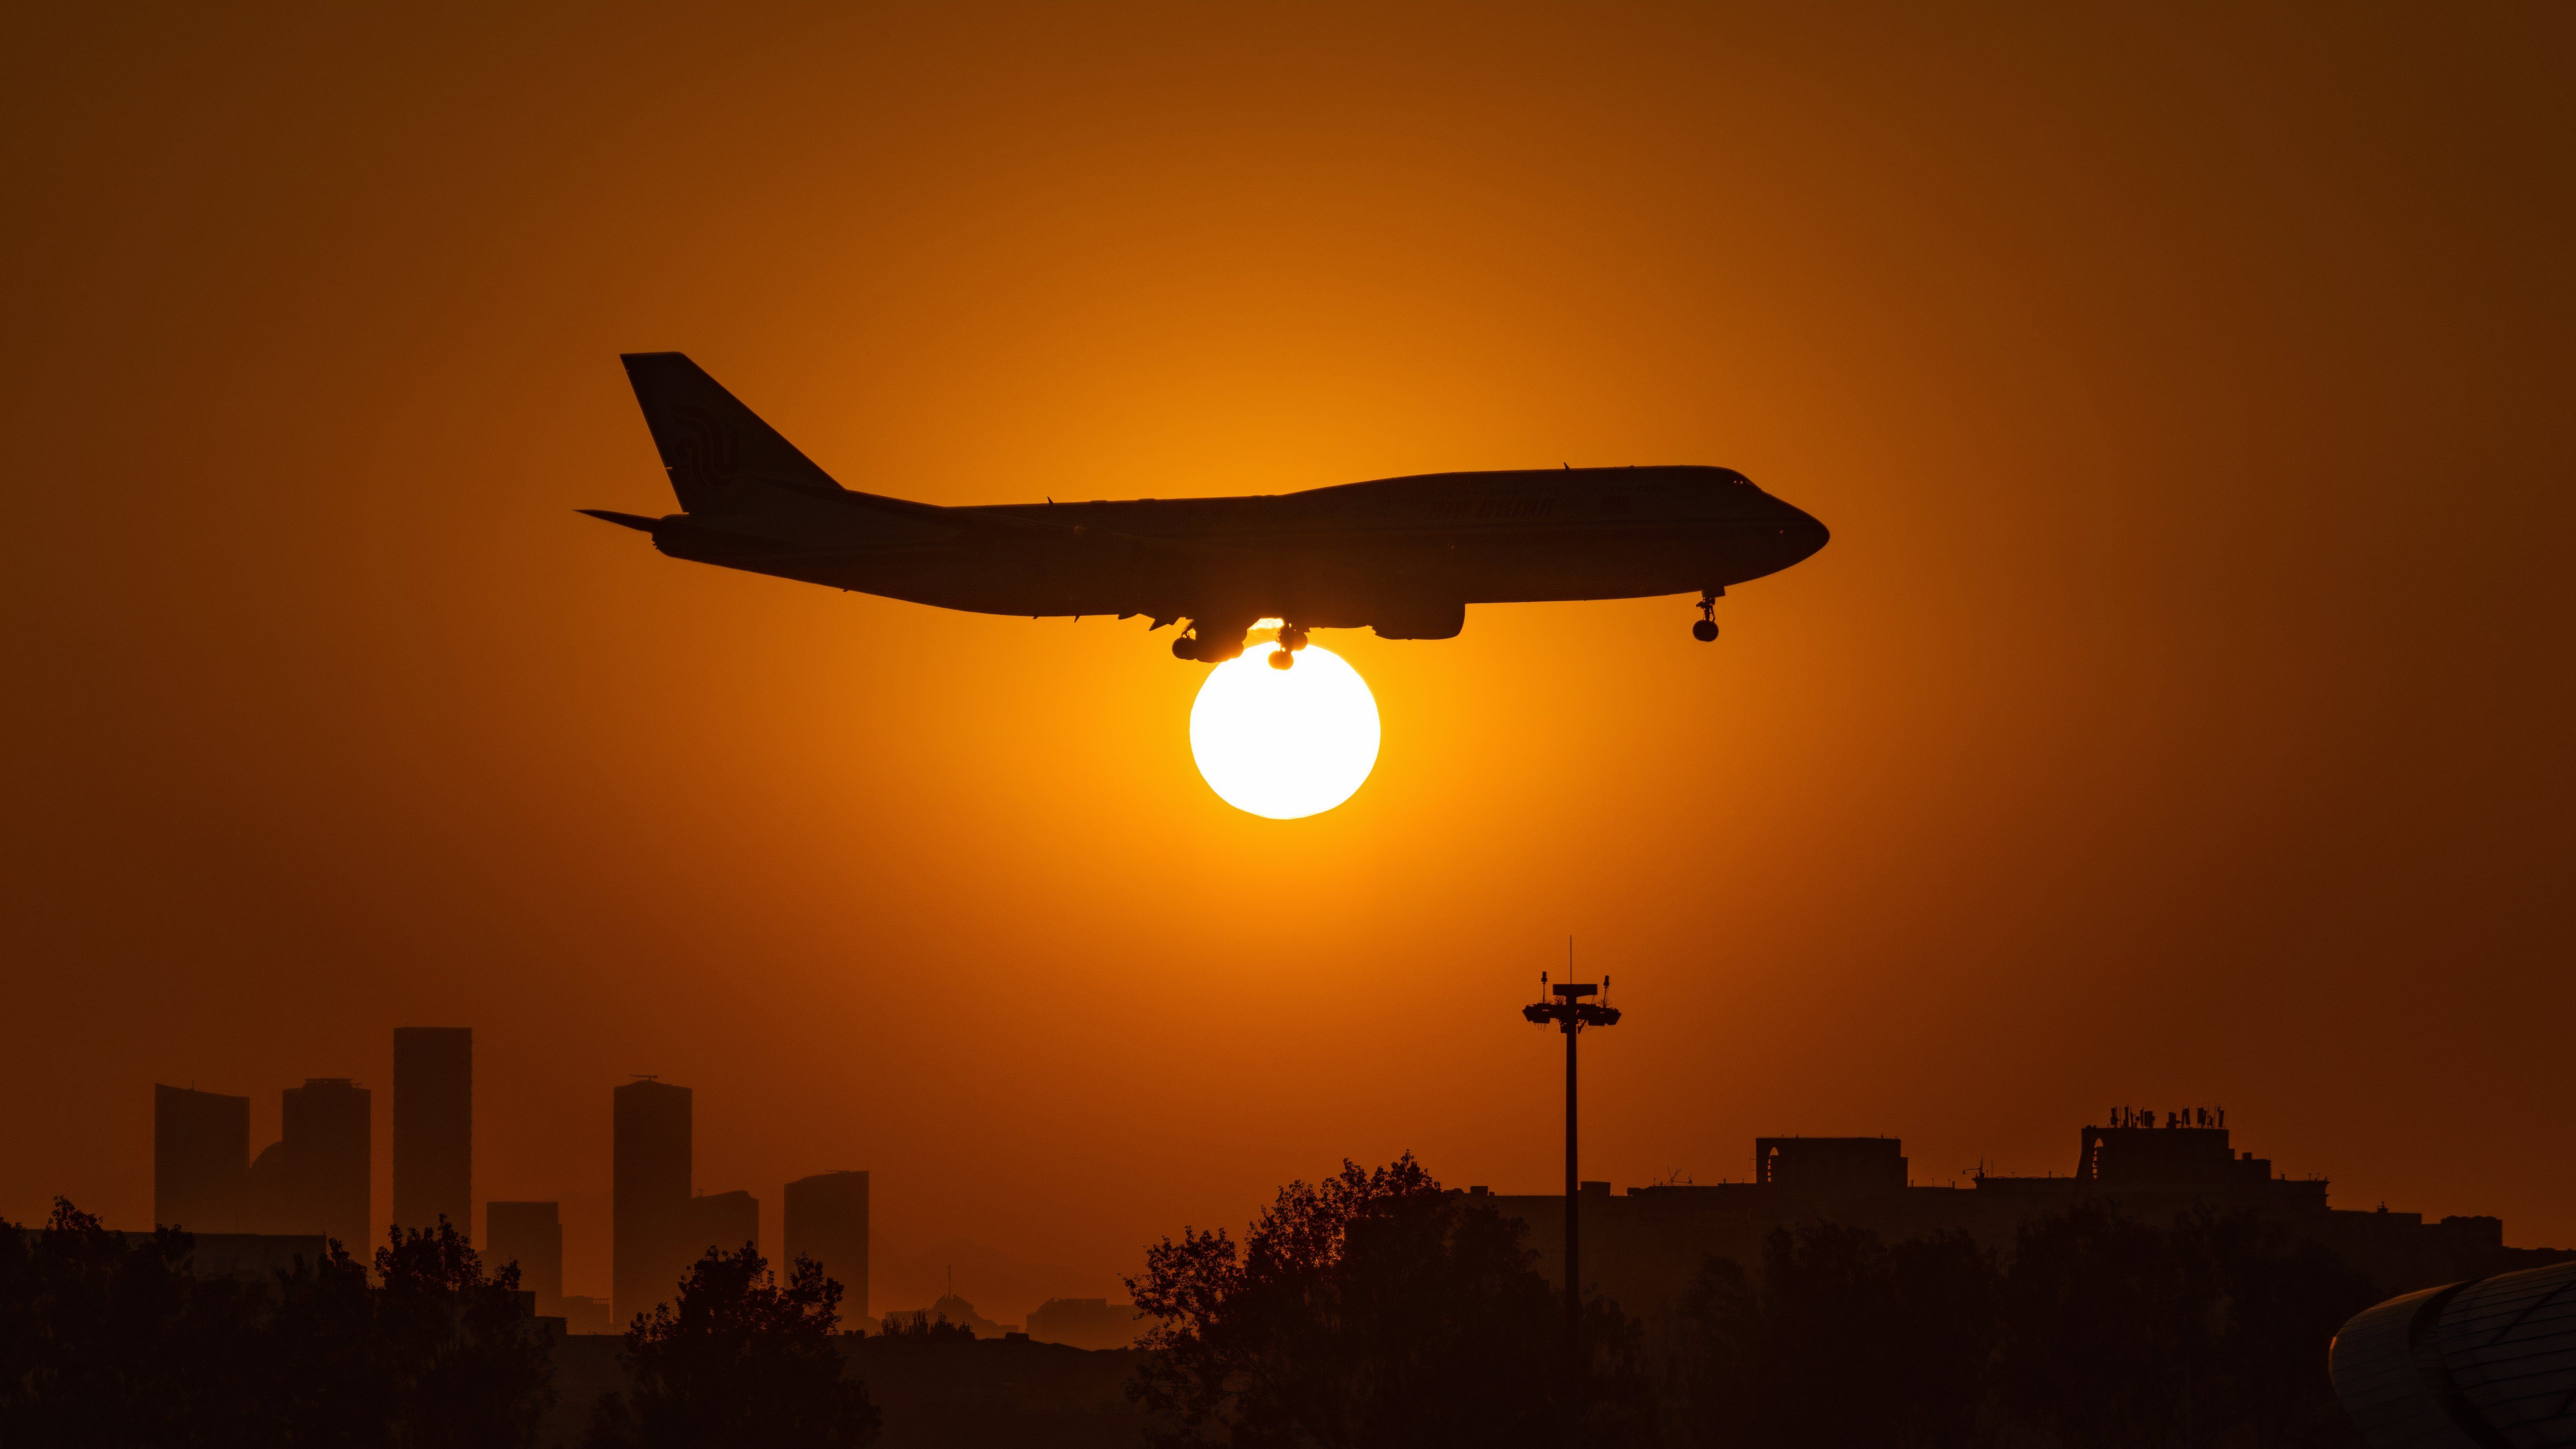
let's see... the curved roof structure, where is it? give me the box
[2331,1258,2576,1447]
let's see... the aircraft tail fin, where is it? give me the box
[620,352,845,515]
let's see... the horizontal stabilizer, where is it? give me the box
[579,509,660,532]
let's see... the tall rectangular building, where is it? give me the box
[154,1084,249,1232]
[486,1201,563,1309]
[277,1077,371,1250]
[784,1171,869,1318]
[612,1077,692,1324]
[393,1027,472,1236]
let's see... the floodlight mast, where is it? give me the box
[1523,975,1621,1370]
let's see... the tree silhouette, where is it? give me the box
[1677,1223,1992,1449]
[1998,1203,2217,1449]
[1128,1155,1653,1449]
[0,1199,259,1444]
[0,1201,552,1447]
[262,1235,385,1447]
[876,1309,977,1343]
[1676,1206,2369,1449]
[587,1243,878,1449]
[367,1218,556,1447]
[2174,1209,2378,1449]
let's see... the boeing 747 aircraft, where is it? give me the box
[585,353,1829,666]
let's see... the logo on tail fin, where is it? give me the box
[667,407,740,491]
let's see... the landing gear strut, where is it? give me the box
[1269,624,1310,670]
[1692,592,1720,643]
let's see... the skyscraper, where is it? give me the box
[154,1084,248,1232]
[486,1200,563,1310]
[784,1171,869,1318]
[258,1077,371,1249]
[612,1077,691,1324]
[393,1027,472,1236]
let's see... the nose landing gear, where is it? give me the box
[1692,592,1720,643]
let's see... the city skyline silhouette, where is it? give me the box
[114,1020,2568,1336]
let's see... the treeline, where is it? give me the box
[1129,1158,2381,1449]
[585,1244,877,1448]
[7,1175,2382,1448]
[1130,1156,1657,1448]
[0,1199,552,1446]
[0,1201,879,1449]
[1677,1206,2378,1449]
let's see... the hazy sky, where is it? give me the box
[4,4,2569,1317]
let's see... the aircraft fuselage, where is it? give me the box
[592,353,1829,656]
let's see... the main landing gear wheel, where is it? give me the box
[1692,593,1719,643]
[1171,622,1253,664]
[1269,624,1310,669]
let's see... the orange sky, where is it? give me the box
[3,5,2570,1319]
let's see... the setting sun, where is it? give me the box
[1188,639,1381,819]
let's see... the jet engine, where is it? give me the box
[1369,601,1467,641]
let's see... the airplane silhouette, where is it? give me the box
[586,354,1829,666]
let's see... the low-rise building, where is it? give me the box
[557,1294,615,1336]
[1477,1118,2569,1339]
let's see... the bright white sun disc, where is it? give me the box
[1189,644,1381,819]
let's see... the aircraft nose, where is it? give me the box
[1775,500,1829,565]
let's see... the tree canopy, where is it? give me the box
[0,1200,553,1448]
[1677,1204,2377,1449]
[1128,1155,1653,1449]
[587,1243,878,1449]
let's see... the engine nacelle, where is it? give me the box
[1370,601,1466,641]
